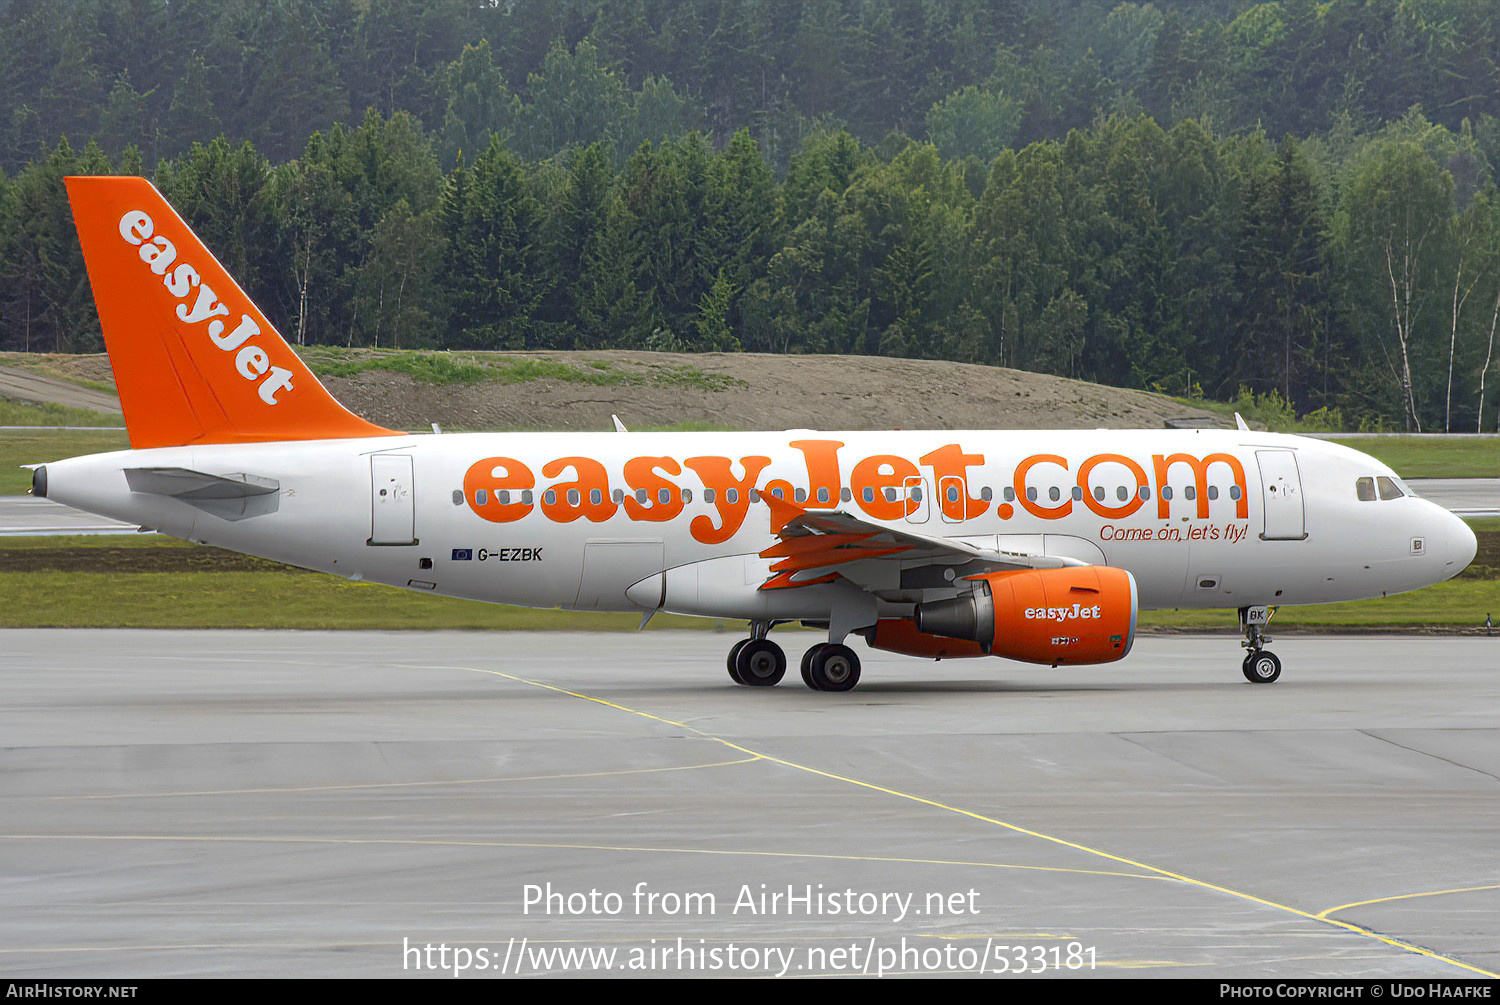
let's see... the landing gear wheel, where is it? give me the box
[807,643,861,692]
[726,639,749,684]
[1242,650,1281,684]
[735,639,786,686]
[800,644,823,688]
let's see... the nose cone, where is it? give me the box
[1443,509,1477,579]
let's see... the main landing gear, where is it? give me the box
[1239,607,1281,684]
[726,623,785,686]
[800,642,861,692]
[727,623,861,692]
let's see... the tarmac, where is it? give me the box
[0,630,1495,978]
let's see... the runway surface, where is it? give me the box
[1408,479,1500,517]
[1,630,1495,979]
[0,495,138,535]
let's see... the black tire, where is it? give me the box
[808,643,861,692]
[1243,650,1281,684]
[736,639,786,686]
[726,639,749,684]
[800,644,823,688]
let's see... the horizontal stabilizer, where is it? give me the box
[124,466,280,521]
[125,467,279,498]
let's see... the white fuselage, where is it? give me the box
[41,428,1475,622]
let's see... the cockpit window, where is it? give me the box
[1376,475,1404,500]
[1355,477,1376,501]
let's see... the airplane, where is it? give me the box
[27,176,1478,691]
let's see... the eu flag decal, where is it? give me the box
[451,548,473,561]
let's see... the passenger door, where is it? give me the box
[1256,450,1305,540]
[369,454,417,545]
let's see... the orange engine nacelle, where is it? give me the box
[910,566,1138,666]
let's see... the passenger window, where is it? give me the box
[1377,476,1403,500]
[1356,477,1376,501]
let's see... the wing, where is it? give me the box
[758,494,1086,594]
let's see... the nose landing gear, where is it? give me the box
[1239,607,1281,683]
[1242,648,1281,683]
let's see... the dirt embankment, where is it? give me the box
[1,349,1223,432]
[0,358,122,415]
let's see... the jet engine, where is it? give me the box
[909,566,1138,665]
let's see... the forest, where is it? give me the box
[3,0,1500,431]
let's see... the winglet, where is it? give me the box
[65,176,399,448]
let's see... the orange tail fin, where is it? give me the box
[65,175,398,448]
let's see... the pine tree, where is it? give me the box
[165,56,223,159]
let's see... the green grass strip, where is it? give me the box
[0,571,743,630]
[0,428,131,494]
[1322,436,1500,479]
[0,570,1492,632]
[0,397,124,427]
